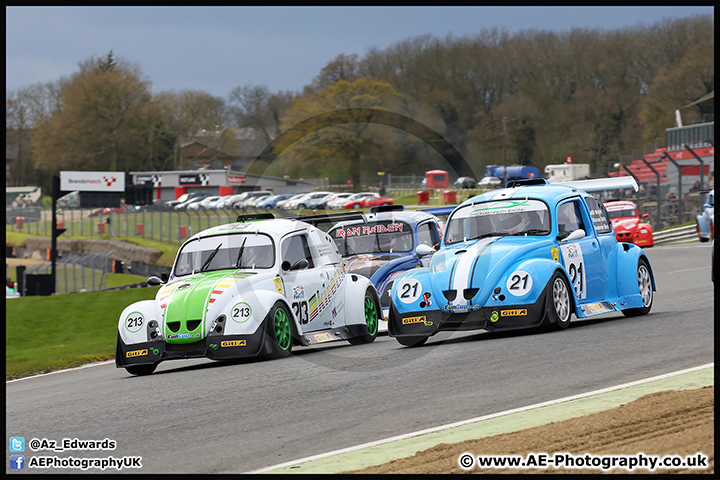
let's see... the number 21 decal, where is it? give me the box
[560,243,586,299]
[506,270,533,296]
[397,278,422,303]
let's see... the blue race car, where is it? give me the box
[327,205,454,331]
[696,188,714,242]
[388,177,655,347]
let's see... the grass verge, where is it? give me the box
[6,286,159,380]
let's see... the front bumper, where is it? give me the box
[388,287,548,338]
[115,329,267,368]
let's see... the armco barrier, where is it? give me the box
[653,225,698,245]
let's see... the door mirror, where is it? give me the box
[147,275,165,286]
[282,258,309,271]
[415,244,435,256]
[641,213,649,219]
[557,229,586,244]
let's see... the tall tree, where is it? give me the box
[31,51,161,173]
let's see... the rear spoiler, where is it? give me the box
[417,206,456,217]
[294,212,367,231]
[558,177,638,192]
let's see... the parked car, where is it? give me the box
[257,193,296,210]
[245,194,273,208]
[231,191,275,209]
[603,200,654,247]
[116,213,382,375]
[304,192,338,210]
[325,192,356,210]
[327,205,453,330]
[187,196,223,211]
[478,176,502,188]
[164,192,206,210]
[341,192,393,210]
[388,177,655,347]
[285,191,334,210]
[454,177,477,189]
[175,193,211,211]
[276,193,309,210]
[696,189,714,242]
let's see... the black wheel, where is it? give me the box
[545,271,572,330]
[348,289,379,345]
[125,364,158,376]
[352,203,361,209]
[622,258,653,317]
[396,336,428,347]
[263,303,294,358]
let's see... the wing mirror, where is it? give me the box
[415,244,435,256]
[557,229,586,244]
[641,213,649,219]
[147,275,166,286]
[282,258,309,271]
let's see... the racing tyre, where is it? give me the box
[545,271,572,330]
[352,203,361,209]
[348,289,379,345]
[263,303,294,358]
[622,258,653,317]
[125,364,158,376]
[396,336,428,347]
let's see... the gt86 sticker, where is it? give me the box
[560,243,586,300]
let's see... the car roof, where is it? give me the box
[456,182,591,209]
[330,209,438,230]
[188,217,318,242]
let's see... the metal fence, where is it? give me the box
[17,250,114,295]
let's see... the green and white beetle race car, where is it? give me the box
[116,213,381,375]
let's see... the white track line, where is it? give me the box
[6,360,115,383]
[247,363,714,474]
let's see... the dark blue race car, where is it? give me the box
[328,205,454,332]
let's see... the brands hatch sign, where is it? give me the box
[60,171,125,192]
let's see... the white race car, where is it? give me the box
[116,213,381,375]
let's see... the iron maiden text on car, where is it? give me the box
[388,178,656,347]
[116,214,382,375]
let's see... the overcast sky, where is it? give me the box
[5,6,715,99]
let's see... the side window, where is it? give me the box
[281,234,314,269]
[585,197,612,234]
[556,201,585,234]
[417,222,439,247]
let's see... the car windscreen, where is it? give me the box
[329,221,413,255]
[173,233,275,277]
[606,205,637,219]
[445,199,550,244]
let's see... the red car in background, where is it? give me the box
[341,192,394,210]
[603,200,654,247]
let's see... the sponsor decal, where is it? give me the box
[585,302,608,314]
[126,349,148,358]
[313,332,334,343]
[501,309,527,317]
[490,311,499,322]
[551,247,560,262]
[274,277,284,295]
[293,285,305,299]
[402,315,427,325]
[445,303,481,311]
[167,333,201,340]
[334,222,405,238]
[221,340,247,347]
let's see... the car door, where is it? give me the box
[279,233,333,333]
[555,198,604,303]
[416,220,441,267]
